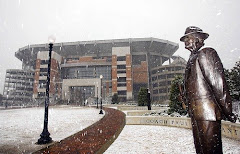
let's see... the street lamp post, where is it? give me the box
[83,88,86,106]
[37,35,55,144]
[99,75,103,114]
[147,89,151,110]
[96,84,98,109]
[5,93,9,109]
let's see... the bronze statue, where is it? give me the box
[180,26,237,154]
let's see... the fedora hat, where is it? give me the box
[180,26,209,42]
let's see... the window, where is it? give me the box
[159,88,167,93]
[40,68,48,72]
[159,81,166,86]
[117,56,126,61]
[117,70,126,74]
[39,80,46,88]
[152,70,157,74]
[158,75,166,79]
[38,92,46,97]
[158,68,164,73]
[152,76,157,81]
[153,96,159,101]
[117,83,126,87]
[118,90,126,95]
[175,66,183,71]
[153,90,158,94]
[153,83,158,88]
[117,65,126,69]
[117,77,126,82]
[39,72,47,76]
[167,74,174,78]
[40,60,49,65]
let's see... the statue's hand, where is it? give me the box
[228,113,237,123]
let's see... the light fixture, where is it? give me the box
[48,35,56,44]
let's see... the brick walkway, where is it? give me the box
[34,107,126,154]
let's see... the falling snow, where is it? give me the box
[216,10,222,16]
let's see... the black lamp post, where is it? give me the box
[83,88,86,106]
[5,91,9,108]
[96,83,99,109]
[37,35,55,144]
[99,75,103,114]
[147,89,151,110]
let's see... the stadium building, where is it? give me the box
[3,37,183,105]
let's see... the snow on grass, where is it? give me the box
[105,125,240,154]
[0,106,104,153]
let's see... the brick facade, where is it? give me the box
[126,54,132,93]
[133,61,148,84]
[112,55,117,93]
[33,52,62,101]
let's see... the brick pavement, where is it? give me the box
[34,107,126,154]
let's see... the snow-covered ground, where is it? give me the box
[0,106,104,153]
[105,125,240,154]
[1,106,239,154]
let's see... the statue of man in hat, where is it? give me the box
[180,26,237,154]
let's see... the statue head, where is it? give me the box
[180,26,209,52]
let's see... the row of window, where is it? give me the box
[40,68,49,72]
[63,66,111,80]
[152,66,185,74]
[117,77,126,82]
[153,88,170,94]
[118,90,126,95]
[153,81,172,88]
[65,56,112,62]
[40,60,49,65]
[152,73,184,81]
[117,83,126,87]
[15,87,33,91]
[5,82,33,87]
[39,72,48,76]
[5,76,34,81]
[2,97,32,101]
[6,72,34,76]
[38,92,46,97]
[3,92,33,97]
[117,65,126,69]
[117,70,126,74]
[5,79,34,85]
[117,56,126,61]
[3,91,32,96]
[152,96,169,101]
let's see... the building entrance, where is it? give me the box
[62,78,101,103]
[69,86,95,105]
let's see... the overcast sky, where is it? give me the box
[0,0,239,94]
